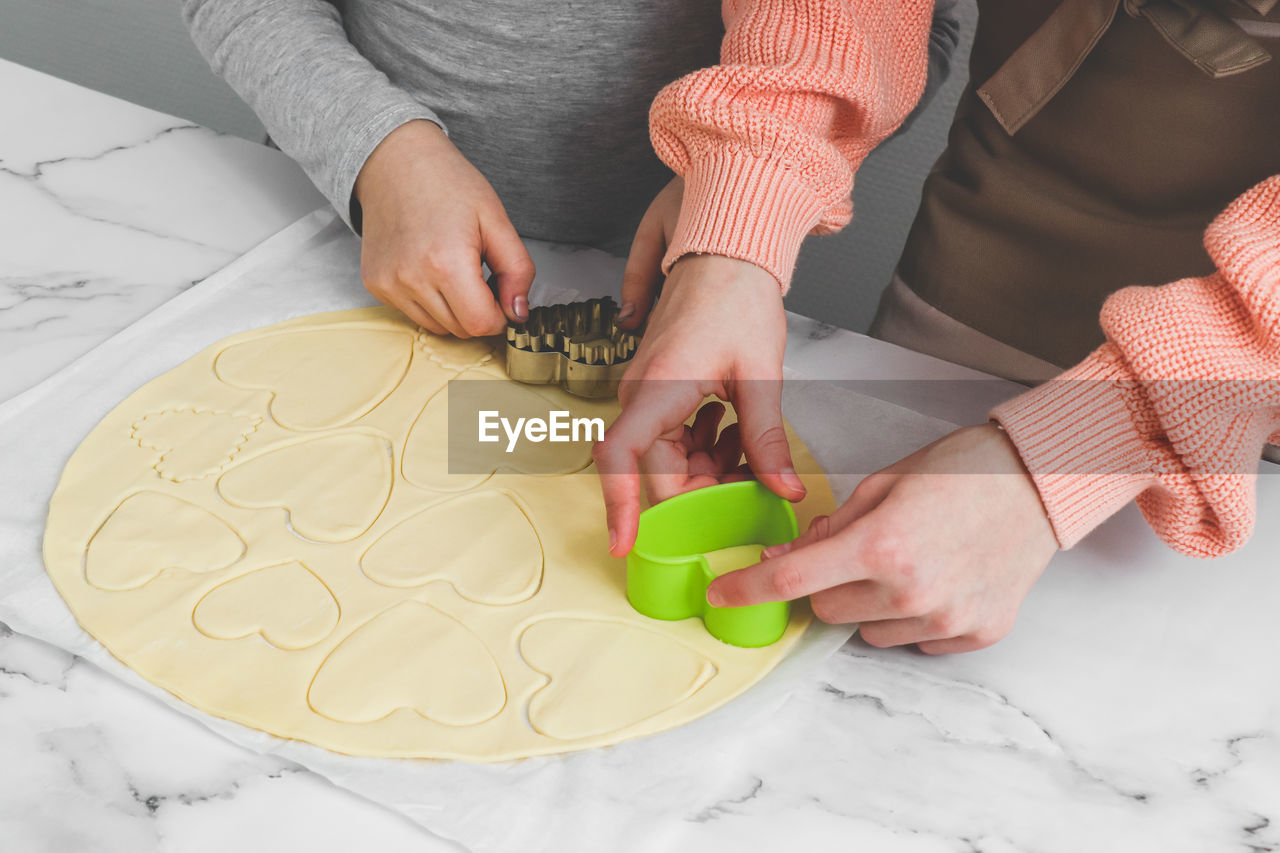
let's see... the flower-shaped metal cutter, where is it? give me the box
[504,297,640,399]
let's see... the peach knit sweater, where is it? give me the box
[649,0,1280,557]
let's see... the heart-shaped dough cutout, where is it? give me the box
[520,617,715,740]
[131,409,261,482]
[215,327,412,430]
[361,491,543,604]
[86,492,245,591]
[217,432,392,543]
[193,561,339,650]
[402,373,599,491]
[308,601,506,726]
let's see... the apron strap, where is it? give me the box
[978,0,1273,135]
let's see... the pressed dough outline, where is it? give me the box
[83,490,247,591]
[415,330,495,371]
[306,599,509,727]
[400,377,597,493]
[216,429,396,544]
[359,488,546,606]
[43,309,834,760]
[131,408,263,482]
[213,325,415,432]
[192,560,341,650]
[517,615,719,740]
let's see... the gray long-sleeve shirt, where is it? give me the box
[182,0,724,252]
[182,1,960,255]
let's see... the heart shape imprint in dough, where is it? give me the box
[308,601,506,726]
[193,561,339,650]
[402,375,597,491]
[131,409,261,482]
[520,617,715,740]
[214,327,412,430]
[85,492,245,591]
[361,490,543,605]
[217,432,393,543]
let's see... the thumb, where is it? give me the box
[482,210,536,323]
[732,371,805,503]
[618,205,666,329]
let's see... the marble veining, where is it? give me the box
[0,59,325,402]
[665,641,1280,852]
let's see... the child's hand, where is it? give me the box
[707,424,1059,654]
[593,253,805,556]
[355,120,535,337]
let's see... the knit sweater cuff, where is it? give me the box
[990,345,1159,549]
[662,149,827,292]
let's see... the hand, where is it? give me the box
[593,253,806,557]
[643,398,756,488]
[707,424,1059,654]
[355,119,535,337]
[617,176,682,329]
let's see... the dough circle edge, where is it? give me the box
[42,307,837,761]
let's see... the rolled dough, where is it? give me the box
[42,308,835,761]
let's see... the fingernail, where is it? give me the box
[706,585,725,607]
[618,302,635,321]
[780,467,805,495]
[608,528,617,554]
[762,542,791,559]
[513,295,528,321]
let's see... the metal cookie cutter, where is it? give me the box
[505,297,639,399]
[627,481,799,648]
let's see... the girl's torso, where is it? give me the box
[341,0,724,251]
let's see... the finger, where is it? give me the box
[619,207,666,329]
[915,635,988,655]
[380,286,446,336]
[807,580,883,624]
[437,255,507,337]
[762,472,897,559]
[688,402,726,453]
[710,422,743,474]
[685,448,721,481]
[594,380,704,556]
[679,423,697,456]
[402,298,448,336]
[854,611,964,647]
[650,470,724,503]
[638,389,716,504]
[482,212,536,323]
[641,437,701,504]
[731,374,804,502]
[762,513,831,560]
[416,287,467,338]
[707,524,873,607]
[916,621,1012,655]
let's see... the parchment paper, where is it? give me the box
[0,210,957,852]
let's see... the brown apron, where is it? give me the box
[877,0,1280,374]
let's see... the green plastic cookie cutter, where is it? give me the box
[626,480,799,648]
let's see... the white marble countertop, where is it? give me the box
[3,58,1278,852]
